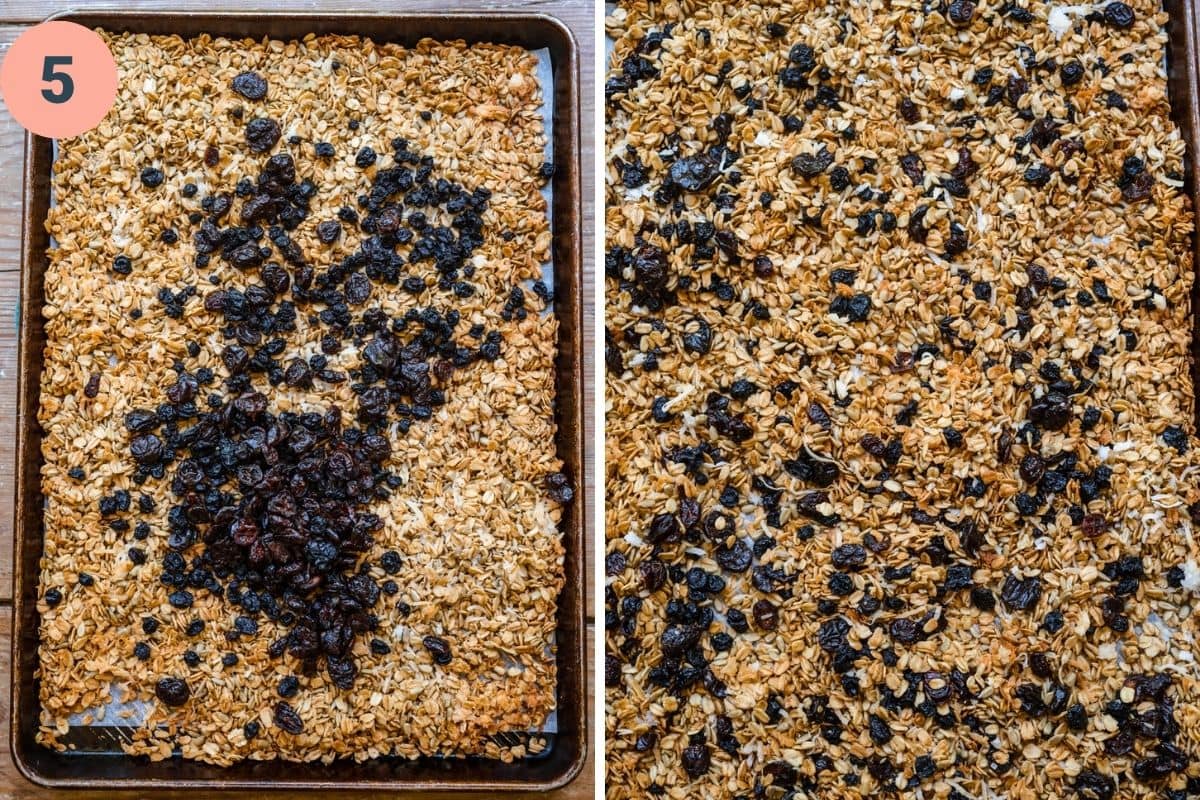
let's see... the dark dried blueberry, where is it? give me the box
[661,624,703,656]
[1074,770,1115,800]
[277,675,300,698]
[947,0,976,25]
[245,118,281,153]
[971,586,995,611]
[715,540,752,573]
[889,617,921,644]
[1162,425,1189,454]
[1061,61,1085,86]
[130,433,165,465]
[231,71,268,100]
[605,654,622,687]
[140,167,165,188]
[316,220,342,244]
[134,642,151,660]
[681,318,713,355]
[155,676,190,706]
[793,148,834,178]
[1001,573,1042,612]
[546,472,574,503]
[681,742,710,778]
[1103,2,1135,28]
[1081,514,1108,537]
[640,559,668,592]
[1018,454,1044,484]
[1029,392,1072,430]
[830,544,867,571]
[355,147,377,168]
[667,153,719,192]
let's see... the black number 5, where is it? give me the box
[41,56,74,104]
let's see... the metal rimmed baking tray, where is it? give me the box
[11,10,584,792]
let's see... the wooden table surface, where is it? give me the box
[0,2,596,797]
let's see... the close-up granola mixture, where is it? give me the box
[37,30,566,764]
[605,0,1200,797]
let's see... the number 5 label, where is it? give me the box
[0,21,117,138]
[41,56,75,104]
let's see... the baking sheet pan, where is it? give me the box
[12,10,585,792]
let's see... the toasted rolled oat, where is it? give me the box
[605,0,1200,796]
[38,29,564,765]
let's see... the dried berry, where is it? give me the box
[947,0,976,25]
[245,117,282,153]
[752,599,779,630]
[316,220,342,244]
[792,147,834,178]
[140,167,165,188]
[667,153,720,192]
[1001,573,1042,612]
[154,676,190,706]
[1103,2,1135,28]
[231,71,268,100]
[681,742,711,778]
[273,701,304,734]
[423,635,452,665]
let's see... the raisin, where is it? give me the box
[155,677,190,706]
[752,599,779,630]
[273,701,304,734]
[423,635,453,665]
[231,71,268,100]
[245,118,282,153]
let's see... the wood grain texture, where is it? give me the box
[0,1,595,796]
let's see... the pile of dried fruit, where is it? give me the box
[605,0,1200,797]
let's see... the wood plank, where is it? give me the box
[0,1,595,613]
[0,613,596,799]
[0,29,24,286]
[0,272,18,600]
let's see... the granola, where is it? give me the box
[605,0,1200,797]
[37,30,564,764]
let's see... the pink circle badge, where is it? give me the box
[0,21,118,139]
